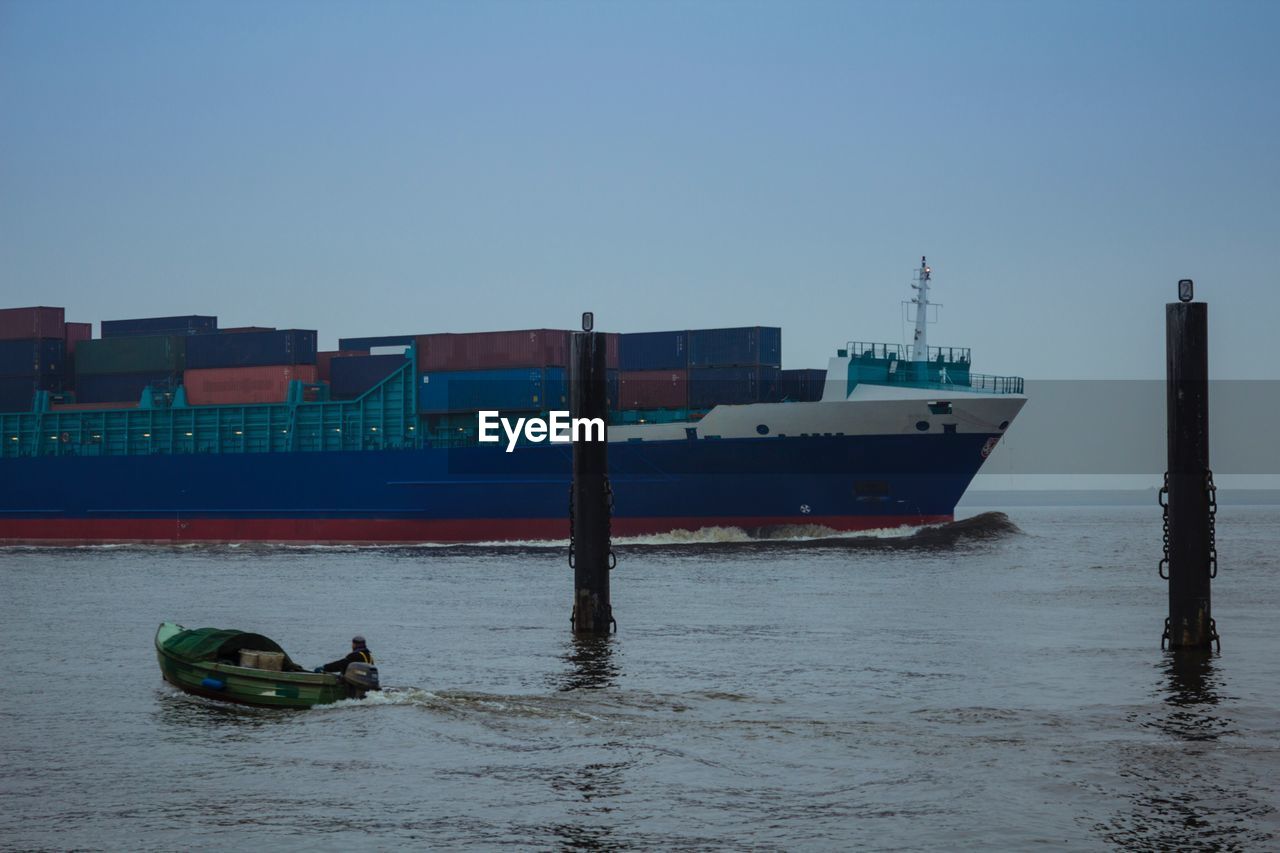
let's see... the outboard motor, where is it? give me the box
[342,661,380,698]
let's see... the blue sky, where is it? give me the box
[2,0,1277,378]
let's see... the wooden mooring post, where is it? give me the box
[570,313,615,635]
[1162,280,1218,650]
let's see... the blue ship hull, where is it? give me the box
[0,431,992,542]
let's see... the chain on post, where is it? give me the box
[604,476,616,571]
[1205,469,1218,580]
[1158,471,1170,579]
[567,484,576,569]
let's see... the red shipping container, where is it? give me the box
[0,307,65,340]
[184,365,318,405]
[618,369,688,410]
[416,329,571,371]
[64,322,92,355]
[316,349,369,382]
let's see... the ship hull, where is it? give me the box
[0,430,994,543]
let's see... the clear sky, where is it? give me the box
[2,0,1277,378]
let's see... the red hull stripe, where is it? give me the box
[0,515,951,544]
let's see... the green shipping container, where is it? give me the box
[75,335,186,376]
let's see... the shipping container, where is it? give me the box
[688,326,781,368]
[774,368,827,402]
[417,330,570,371]
[101,315,217,338]
[606,368,620,410]
[219,326,276,334]
[418,367,568,414]
[421,412,481,436]
[185,329,317,369]
[316,349,370,382]
[74,335,185,376]
[618,369,688,410]
[74,372,176,404]
[0,307,65,341]
[64,322,92,355]
[184,365,319,405]
[0,376,40,411]
[329,354,409,399]
[339,334,416,351]
[688,366,780,409]
[619,330,687,371]
[0,338,66,377]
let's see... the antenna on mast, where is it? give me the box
[910,255,933,362]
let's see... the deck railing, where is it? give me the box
[967,373,1024,395]
[844,341,972,365]
[841,341,1022,395]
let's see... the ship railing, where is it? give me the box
[844,341,972,364]
[965,373,1024,395]
[870,372,1023,395]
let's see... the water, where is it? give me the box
[2,504,1277,850]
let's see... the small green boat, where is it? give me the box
[155,622,379,709]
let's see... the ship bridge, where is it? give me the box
[831,341,1024,398]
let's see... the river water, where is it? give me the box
[1,504,1277,851]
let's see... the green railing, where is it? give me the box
[840,341,1022,395]
[862,371,1023,395]
[844,341,972,365]
[968,373,1024,395]
[0,357,418,459]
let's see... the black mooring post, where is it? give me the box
[570,316,614,635]
[1163,286,1216,649]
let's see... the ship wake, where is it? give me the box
[611,511,1021,551]
[4,513,1020,553]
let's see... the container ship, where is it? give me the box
[0,259,1025,544]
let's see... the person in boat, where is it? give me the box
[315,635,374,673]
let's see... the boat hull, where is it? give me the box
[155,623,347,709]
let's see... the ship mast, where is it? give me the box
[910,255,932,363]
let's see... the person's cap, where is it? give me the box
[352,635,366,645]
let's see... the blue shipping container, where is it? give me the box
[0,338,65,377]
[687,327,781,368]
[688,366,780,409]
[774,368,827,402]
[0,380,31,412]
[101,315,217,338]
[606,368,620,411]
[338,334,416,351]
[75,372,176,404]
[186,329,317,369]
[330,354,409,400]
[418,367,568,414]
[619,331,687,371]
[0,375,63,411]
